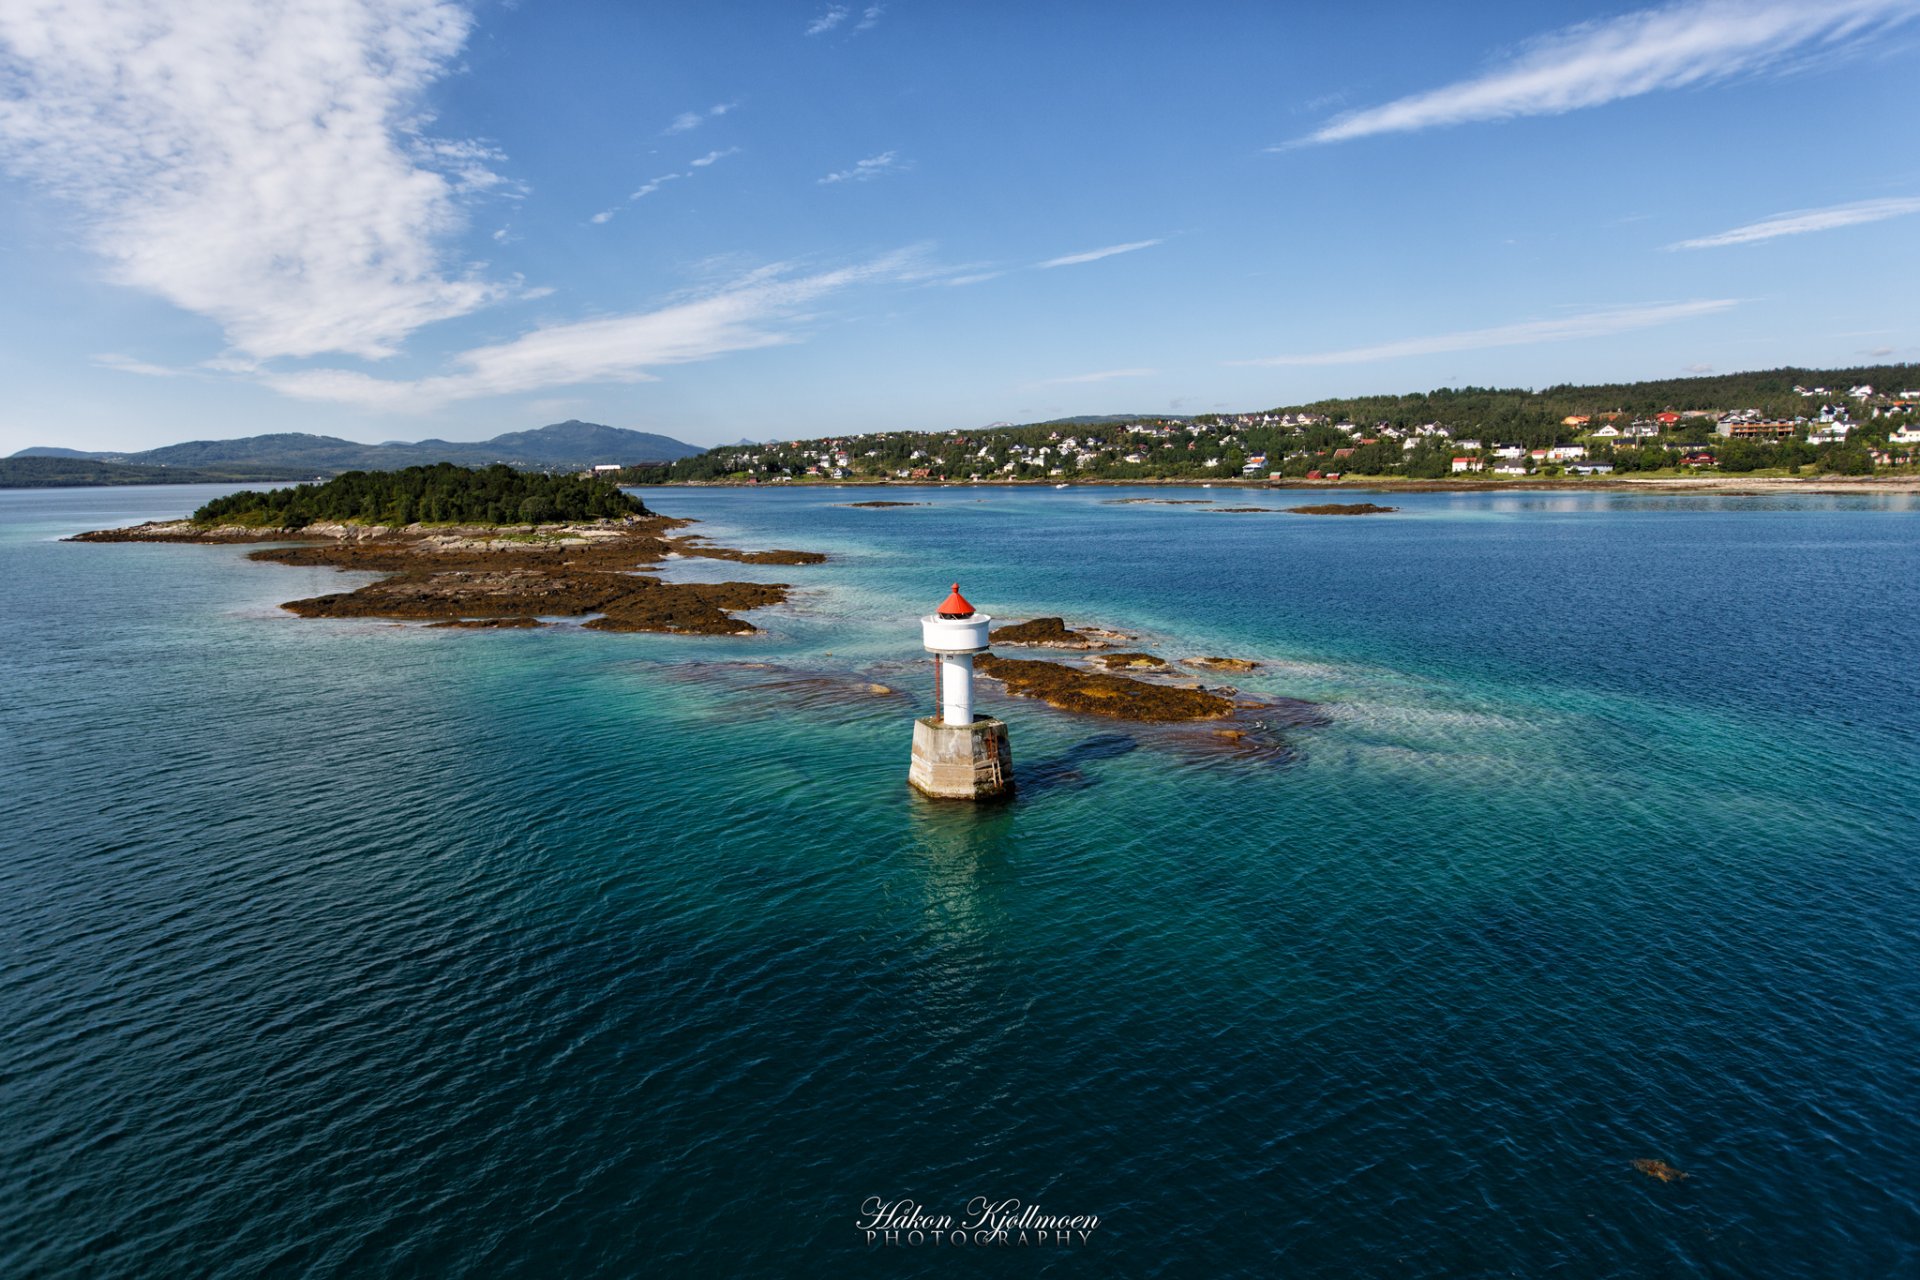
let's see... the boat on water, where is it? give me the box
[1054,483,1069,489]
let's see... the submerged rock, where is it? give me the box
[1284,502,1397,515]
[1631,1159,1689,1183]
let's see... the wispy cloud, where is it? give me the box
[93,353,182,378]
[1669,196,1920,248]
[690,147,741,168]
[631,173,685,199]
[856,4,886,31]
[665,102,737,134]
[1294,0,1920,146]
[0,0,512,361]
[261,255,920,412]
[1231,300,1739,366]
[819,151,901,184]
[1041,368,1158,385]
[806,5,849,35]
[1037,239,1164,269]
[590,209,616,224]
[940,271,1007,287]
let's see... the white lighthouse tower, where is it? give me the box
[908,583,1013,800]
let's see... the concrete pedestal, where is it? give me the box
[908,715,1013,801]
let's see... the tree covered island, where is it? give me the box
[191,463,647,527]
[74,464,820,634]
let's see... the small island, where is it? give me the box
[74,464,822,634]
[1285,502,1397,515]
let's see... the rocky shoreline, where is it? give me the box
[71,515,822,635]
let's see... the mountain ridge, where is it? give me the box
[9,420,702,474]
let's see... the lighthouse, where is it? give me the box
[908,583,1014,800]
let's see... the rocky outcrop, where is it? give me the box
[975,654,1233,721]
[1183,656,1260,672]
[75,516,819,635]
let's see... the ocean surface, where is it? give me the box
[2,483,1917,1277]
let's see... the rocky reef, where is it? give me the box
[975,654,1234,721]
[1284,502,1397,515]
[74,515,817,635]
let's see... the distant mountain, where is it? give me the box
[5,421,703,484]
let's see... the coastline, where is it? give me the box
[651,473,1920,496]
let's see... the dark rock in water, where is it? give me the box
[1098,652,1167,670]
[989,616,1128,648]
[840,500,924,508]
[427,616,545,629]
[667,534,825,564]
[991,616,1084,645]
[1284,502,1397,515]
[976,654,1233,721]
[1631,1158,1688,1183]
[1212,506,1281,513]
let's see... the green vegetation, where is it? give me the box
[191,464,649,527]
[0,458,303,488]
[619,363,1919,485]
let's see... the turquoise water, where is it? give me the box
[2,483,1917,1277]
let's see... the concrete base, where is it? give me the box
[908,715,1014,801]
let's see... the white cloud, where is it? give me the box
[819,151,900,184]
[1295,0,1920,146]
[1041,368,1158,385]
[590,210,616,224]
[1230,300,1739,366]
[1669,196,1920,248]
[0,0,512,361]
[1036,239,1164,269]
[806,5,849,35]
[665,102,738,134]
[261,255,918,412]
[690,147,741,167]
[856,5,885,31]
[941,271,1007,287]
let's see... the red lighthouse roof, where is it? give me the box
[936,583,975,618]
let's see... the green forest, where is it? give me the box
[192,464,649,527]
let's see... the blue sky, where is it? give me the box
[0,0,1916,453]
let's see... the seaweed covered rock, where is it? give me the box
[975,654,1232,722]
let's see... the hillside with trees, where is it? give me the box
[192,464,649,527]
[626,363,1919,485]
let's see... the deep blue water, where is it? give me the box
[2,483,1917,1277]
